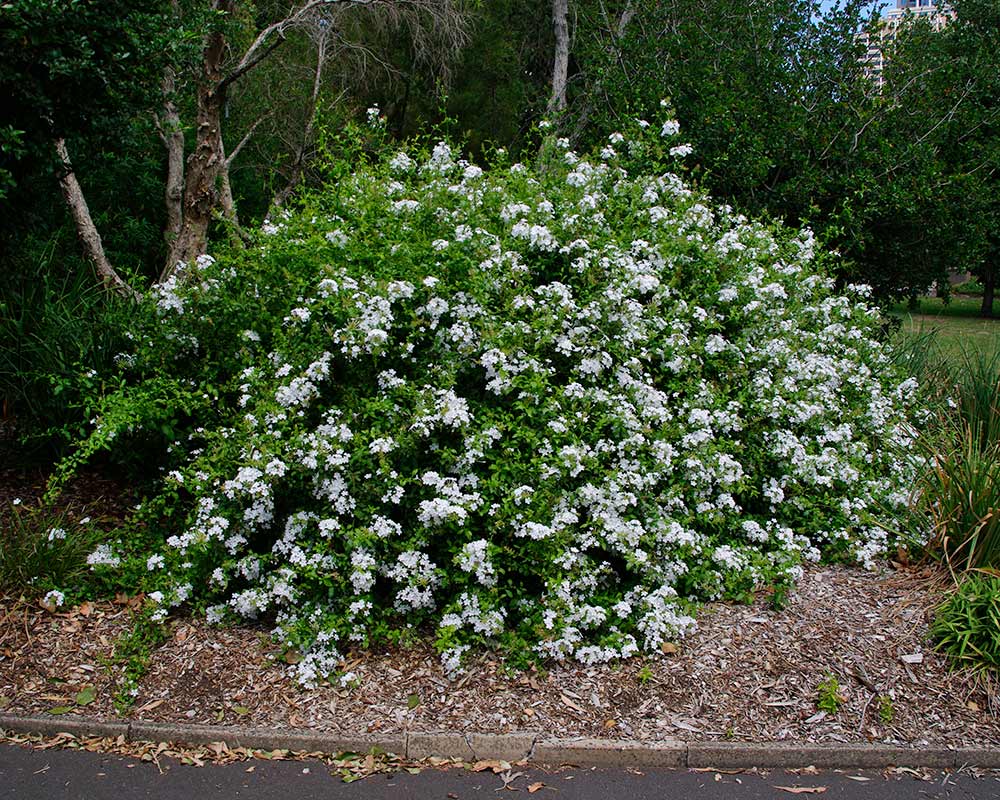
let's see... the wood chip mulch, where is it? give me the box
[2,565,997,747]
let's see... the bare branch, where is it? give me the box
[226,111,272,168]
[54,139,139,300]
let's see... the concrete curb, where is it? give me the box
[2,714,999,769]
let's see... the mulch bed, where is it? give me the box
[2,565,997,747]
[1,422,997,748]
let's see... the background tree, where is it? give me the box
[883,0,1000,316]
[0,0,180,292]
[564,0,999,310]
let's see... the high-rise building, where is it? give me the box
[859,1,955,88]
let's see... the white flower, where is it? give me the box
[369,437,396,454]
[42,590,65,608]
[87,544,120,568]
[389,151,415,173]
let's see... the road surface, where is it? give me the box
[2,742,996,799]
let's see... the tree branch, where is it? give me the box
[53,139,139,300]
[225,111,272,168]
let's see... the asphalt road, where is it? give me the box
[2,743,997,800]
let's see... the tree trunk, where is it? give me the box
[53,138,137,299]
[161,68,186,273]
[163,2,231,282]
[548,0,570,114]
[219,138,240,229]
[981,263,996,318]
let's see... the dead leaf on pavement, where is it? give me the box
[527,782,546,793]
[471,759,509,773]
[774,787,827,794]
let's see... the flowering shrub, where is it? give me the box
[65,115,919,684]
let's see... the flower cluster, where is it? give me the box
[78,115,919,685]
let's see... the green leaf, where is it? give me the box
[48,706,74,715]
[233,705,249,716]
[406,693,421,710]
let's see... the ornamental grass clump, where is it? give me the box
[908,348,1000,572]
[60,114,920,684]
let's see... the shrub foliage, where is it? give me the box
[61,117,919,684]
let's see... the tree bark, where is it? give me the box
[548,0,570,114]
[218,163,239,228]
[160,68,186,273]
[164,2,232,281]
[53,138,138,299]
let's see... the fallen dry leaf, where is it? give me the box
[559,695,584,713]
[527,782,546,793]
[471,759,509,773]
[774,787,826,795]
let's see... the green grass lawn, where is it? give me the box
[890,296,1000,362]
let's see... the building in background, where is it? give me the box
[860,1,955,88]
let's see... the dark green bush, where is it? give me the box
[0,231,138,452]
